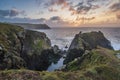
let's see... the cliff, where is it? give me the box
[69,31,113,50]
[0,23,60,71]
[13,23,51,29]
[0,23,25,69]
[64,31,113,64]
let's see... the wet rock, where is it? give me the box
[64,48,84,64]
[52,45,61,54]
[65,45,68,49]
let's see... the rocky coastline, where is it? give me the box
[0,23,120,80]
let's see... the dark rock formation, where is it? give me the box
[52,45,61,54]
[64,31,113,64]
[0,23,60,71]
[21,30,51,70]
[69,31,113,50]
[13,23,51,29]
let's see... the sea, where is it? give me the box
[34,27,120,71]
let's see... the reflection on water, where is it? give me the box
[47,57,64,72]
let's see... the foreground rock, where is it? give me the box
[64,31,113,64]
[0,23,60,71]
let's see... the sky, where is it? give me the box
[0,0,120,27]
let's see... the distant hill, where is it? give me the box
[13,23,51,29]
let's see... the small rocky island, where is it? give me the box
[0,23,120,80]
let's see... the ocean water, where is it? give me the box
[35,27,120,71]
[36,27,120,50]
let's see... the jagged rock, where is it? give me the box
[52,45,61,54]
[0,23,61,71]
[65,45,68,49]
[64,31,114,64]
[69,31,113,50]
[64,49,84,64]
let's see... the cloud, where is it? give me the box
[37,18,46,23]
[9,8,20,17]
[69,0,112,15]
[76,16,95,21]
[73,0,101,15]
[50,0,67,5]
[0,8,25,17]
[48,8,58,12]
[50,16,61,21]
[0,10,9,17]
[116,14,120,19]
[45,0,69,9]
[76,3,92,14]
[110,2,120,12]
[0,17,46,24]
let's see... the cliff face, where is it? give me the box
[0,23,59,71]
[69,31,113,50]
[21,30,52,70]
[64,31,113,64]
[0,23,25,69]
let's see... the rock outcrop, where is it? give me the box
[69,31,113,50]
[64,31,113,64]
[21,30,51,70]
[0,23,60,71]
[0,23,26,70]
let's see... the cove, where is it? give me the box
[47,57,64,72]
